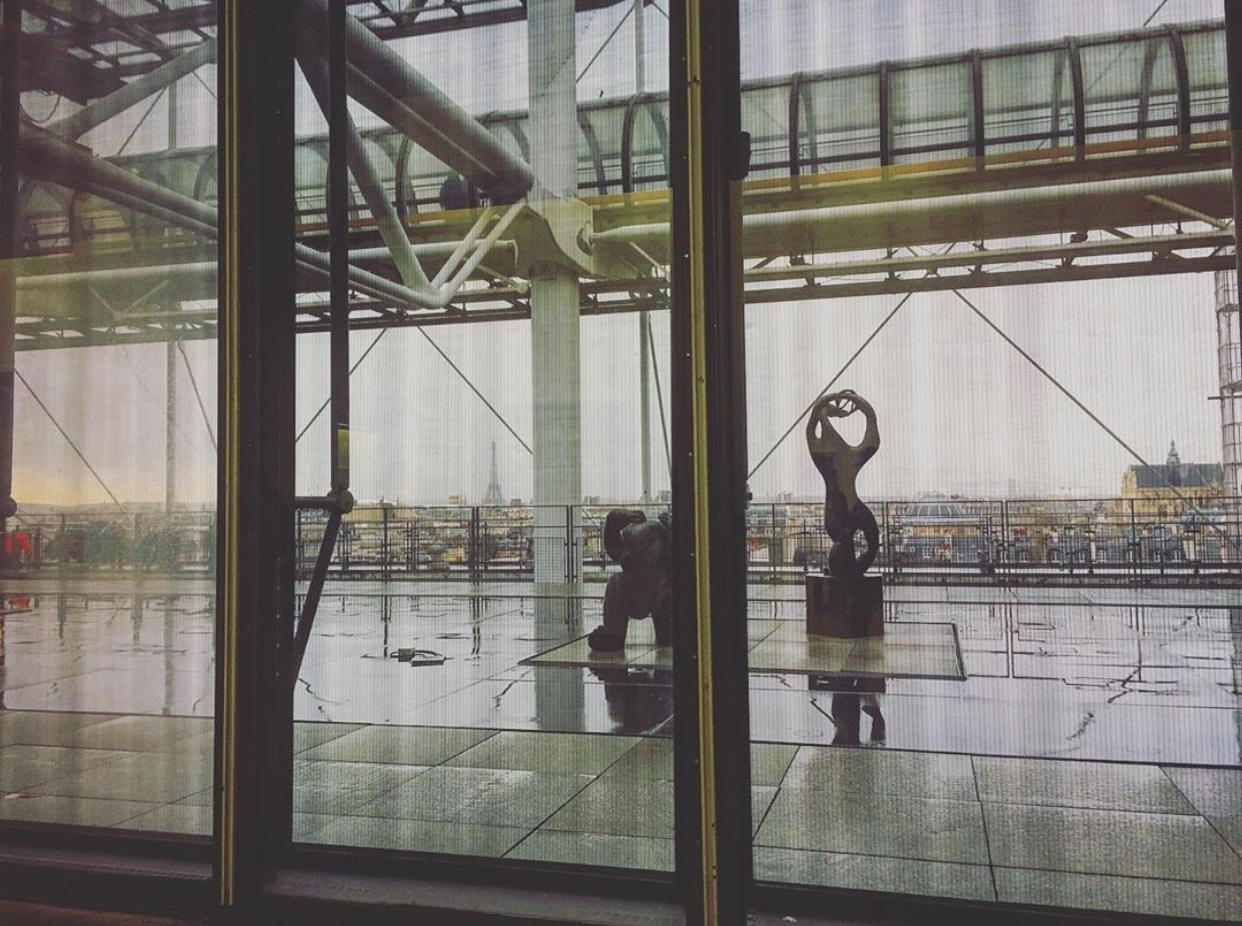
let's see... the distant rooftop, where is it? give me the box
[1127,441,1223,489]
[903,493,973,521]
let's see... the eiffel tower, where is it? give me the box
[482,441,504,506]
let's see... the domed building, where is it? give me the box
[897,493,988,564]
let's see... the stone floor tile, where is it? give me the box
[781,746,977,801]
[0,711,114,748]
[350,766,593,829]
[983,804,1242,883]
[1163,767,1242,818]
[443,731,640,775]
[307,815,529,857]
[756,791,989,864]
[754,846,996,901]
[975,756,1196,814]
[29,751,211,803]
[507,830,674,870]
[995,867,1242,921]
[0,793,157,827]
[542,778,674,839]
[116,803,211,835]
[298,725,495,766]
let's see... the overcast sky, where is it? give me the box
[10,0,1230,509]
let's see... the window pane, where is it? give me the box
[0,1,218,835]
[287,2,679,873]
[737,2,1241,920]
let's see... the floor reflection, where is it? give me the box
[0,576,1238,919]
[810,676,886,746]
[588,666,674,735]
[0,578,1238,763]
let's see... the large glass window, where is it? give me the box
[736,1,1241,921]
[282,0,685,873]
[9,3,1242,923]
[0,0,218,836]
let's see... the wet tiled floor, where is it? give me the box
[526,620,965,679]
[0,577,1238,920]
[1,714,1239,919]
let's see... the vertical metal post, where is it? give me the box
[1166,26,1192,153]
[635,0,653,504]
[970,49,985,165]
[166,340,178,512]
[216,0,296,910]
[1001,499,1011,580]
[469,506,479,577]
[165,78,179,515]
[382,505,390,577]
[565,504,574,583]
[1226,3,1242,476]
[880,498,889,572]
[788,72,804,179]
[633,0,645,93]
[1217,272,1242,503]
[878,61,892,168]
[640,316,653,502]
[0,0,21,541]
[1067,37,1086,161]
[671,0,749,923]
[329,0,350,502]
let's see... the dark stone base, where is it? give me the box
[806,574,884,638]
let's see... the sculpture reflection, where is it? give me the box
[811,675,886,746]
[589,666,675,735]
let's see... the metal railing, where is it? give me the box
[748,498,1242,582]
[0,510,216,572]
[4,497,1239,584]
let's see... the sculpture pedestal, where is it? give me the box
[806,574,884,638]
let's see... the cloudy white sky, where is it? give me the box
[10,0,1230,509]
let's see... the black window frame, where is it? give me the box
[0,2,1238,925]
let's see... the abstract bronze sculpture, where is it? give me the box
[807,390,880,576]
[587,509,672,651]
[805,390,884,638]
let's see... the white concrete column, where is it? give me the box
[528,0,581,586]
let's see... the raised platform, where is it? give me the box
[523,620,965,681]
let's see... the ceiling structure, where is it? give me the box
[6,5,1234,351]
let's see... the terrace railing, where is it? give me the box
[3,498,1239,584]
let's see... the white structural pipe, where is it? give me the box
[591,169,1235,251]
[21,125,499,312]
[353,240,517,263]
[50,39,218,142]
[297,44,432,290]
[299,0,534,197]
[745,230,1233,281]
[17,240,519,299]
[441,202,524,293]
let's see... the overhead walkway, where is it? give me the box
[10,18,1233,348]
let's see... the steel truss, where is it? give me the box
[6,14,1238,352]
